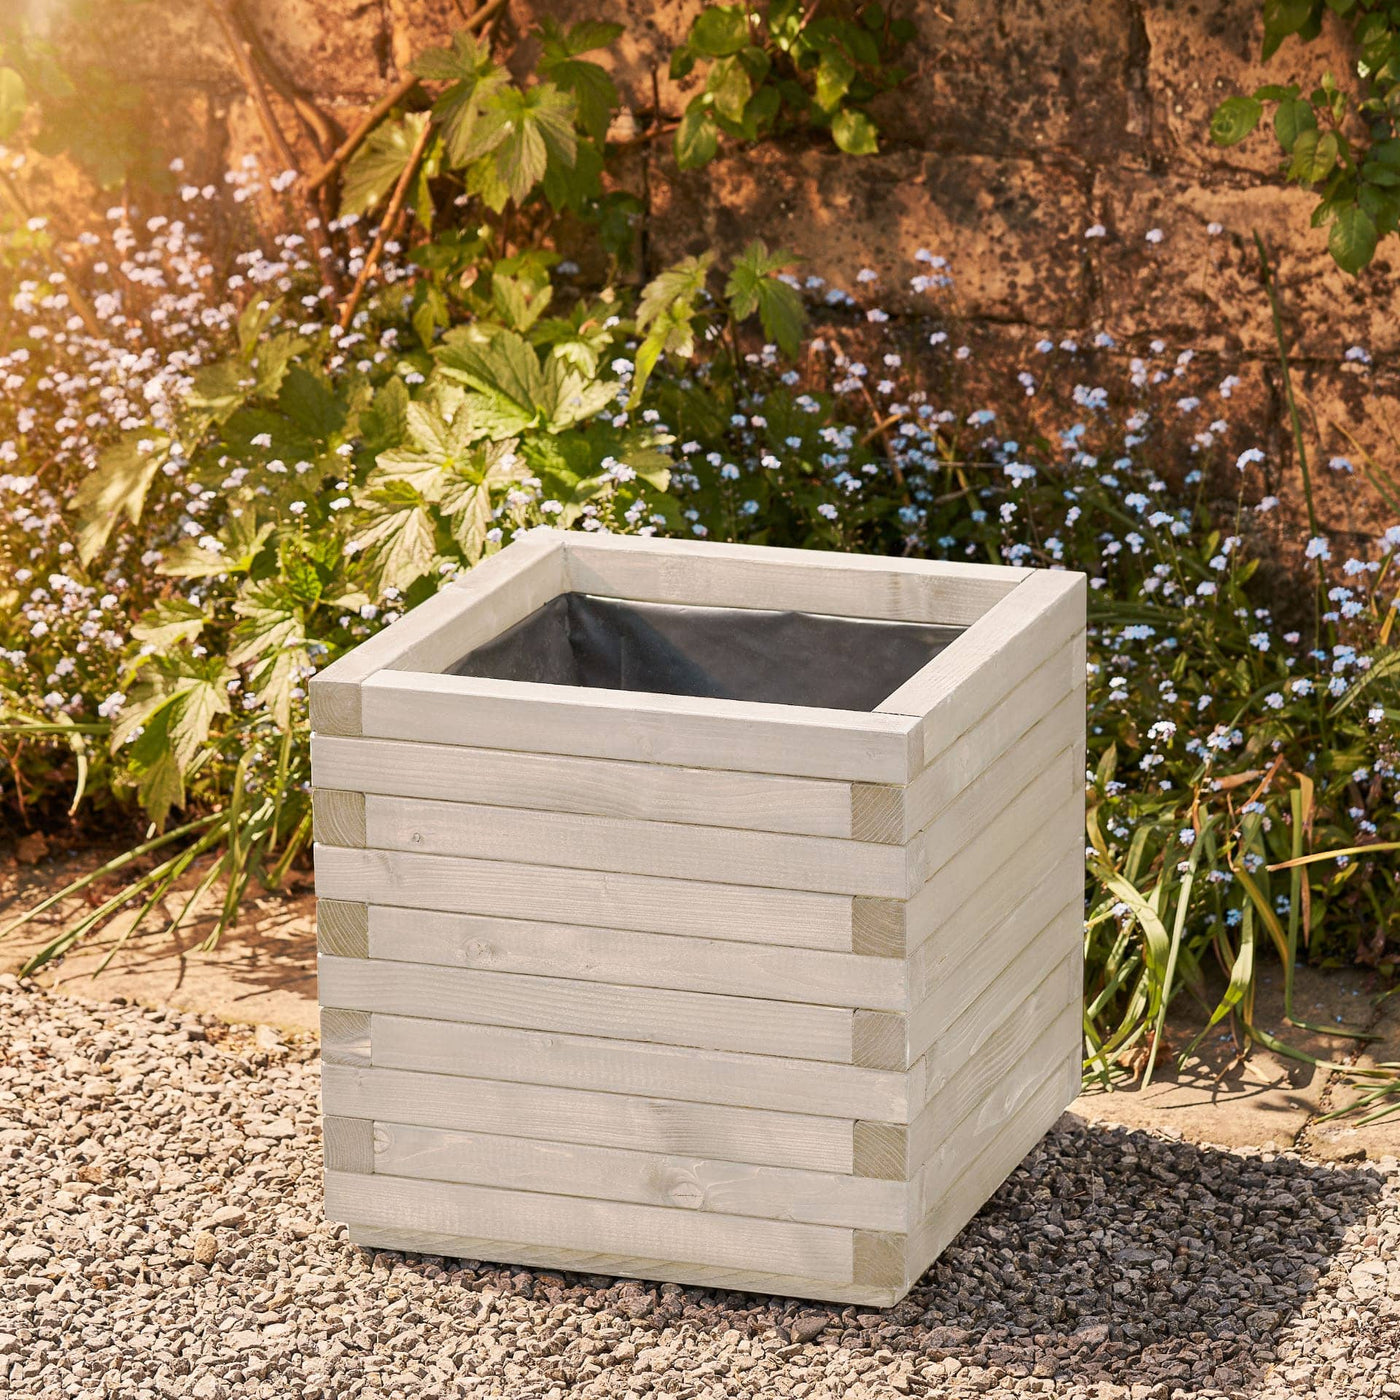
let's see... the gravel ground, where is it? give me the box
[3,975,1400,1400]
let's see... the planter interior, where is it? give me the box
[447,592,965,712]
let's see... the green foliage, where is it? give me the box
[1211,0,1400,273]
[670,0,912,170]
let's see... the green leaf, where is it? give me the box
[277,365,345,443]
[340,113,424,219]
[1262,0,1320,59]
[1273,96,1316,150]
[637,252,716,331]
[1329,203,1378,273]
[435,328,548,435]
[349,477,439,594]
[814,47,855,112]
[0,67,28,143]
[537,18,620,143]
[706,56,752,122]
[725,240,806,358]
[831,108,878,155]
[132,600,206,649]
[71,432,169,565]
[230,582,308,729]
[691,5,750,57]
[474,83,578,206]
[411,29,491,81]
[1210,94,1263,146]
[675,102,719,169]
[1287,127,1338,182]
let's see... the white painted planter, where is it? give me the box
[310,529,1086,1306]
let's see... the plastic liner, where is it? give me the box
[447,592,964,712]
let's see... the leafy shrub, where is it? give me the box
[1,14,1397,1095]
[1212,0,1400,273]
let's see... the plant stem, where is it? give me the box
[336,115,434,330]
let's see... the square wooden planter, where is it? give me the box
[310,529,1086,1307]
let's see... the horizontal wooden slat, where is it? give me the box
[320,956,854,1062]
[902,643,1081,840]
[908,979,1080,1167]
[364,794,909,898]
[370,1121,906,1231]
[562,533,1026,627]
[325,1170,854,1281]
[914,902,1081,1081]
[909,690,1082,880]
[321,1064,855,1172]
[345,1221,900,1307]
[912,1047,1079,1222]
[309,532,566,735]
[908,1050,1079,1278]
[314,846,856,951]
[312,735,856,838]
[906,777,1081,953]
[881,571,1085,761]
[911,871,1082,1044]
[912,817,1083,1001]
[359,670,920,783]
[368,1014,907,1120]
[368,906,905,1010]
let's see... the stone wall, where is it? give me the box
[25,0,1400,545]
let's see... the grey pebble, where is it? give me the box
[2,979,1398,1399]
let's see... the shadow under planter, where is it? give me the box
[342,1115,1385,1394]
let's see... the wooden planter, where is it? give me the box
[311,530,1086,1306]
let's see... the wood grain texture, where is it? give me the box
[312,789,366,848]
[914,907,1081,1093]
[853,1121,907,1180]
[316,899,369,959]
[370,1121,906,1231]
[902,643,1080,840]
[905,784,1081,954]
[367,906,906,1010]
[880,571,1085,765]
[908,693,1081,881]
[323,1116,373,1173]
[320,1007,371,1067]
[850,784,905,844]
[907,1053,1079,1279]
[911,816,1083,1000]
[913,1050,1080,1220]
[852,1011,907,1071]
[368,1013,910,1120]
[911,885,1081,1062]
[562,533,1027,627]
[313,845,856,951]
[309,678,361,738]
[908,987,1081,1167]
[312,734,857,838]
[363,794,910,898]
[319,955,855,1063]
[851,898,906,958]
[853,1230,906,1289]
[324,1170,855,1281]
[359,670,920,783]
[344,1222,901,1307]
[321,1064,856,1172]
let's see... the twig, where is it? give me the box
[204,0,298,175]
[337,116,434,330]
[307,75,419,194]
[230,0,336,158]
[307,0,509,195]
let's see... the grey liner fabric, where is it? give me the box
[447,593,964,712]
